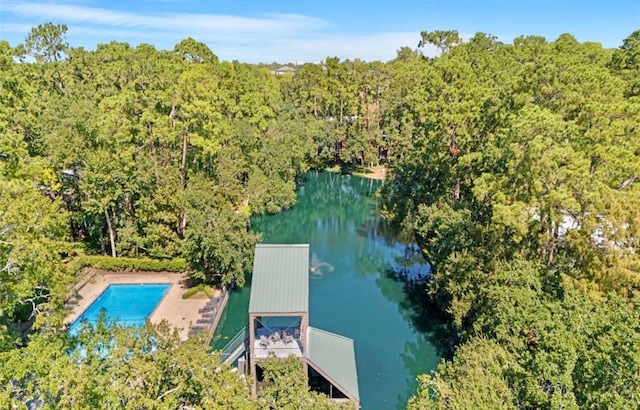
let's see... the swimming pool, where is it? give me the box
[69,284,171,336]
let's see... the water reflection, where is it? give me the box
[251,172,445,409]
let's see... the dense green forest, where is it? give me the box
[386,31,640,408]
[1,23,640,408]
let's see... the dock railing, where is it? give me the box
[219,325,249,363]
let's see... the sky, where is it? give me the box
[1,0,640,63]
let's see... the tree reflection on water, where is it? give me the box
[251,171,448,410]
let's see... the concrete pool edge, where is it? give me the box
[64,271,209,341]
[148,283,175,326]
[67,283,173,331]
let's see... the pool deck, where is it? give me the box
[64,270,210,341]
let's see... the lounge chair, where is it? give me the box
[270,331,281,343]
[259,335,269,349]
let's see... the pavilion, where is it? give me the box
[246,244,360,408]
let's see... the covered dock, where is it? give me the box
[225,243,360,408]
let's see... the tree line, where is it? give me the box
[379,30,640,409]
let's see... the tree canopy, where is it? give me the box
[2,22,640,409]
[382,31,640,409]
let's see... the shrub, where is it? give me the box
[182,287,199,299]
[182,284,214,299]
[201,285,214,298]
[76,256,187,272]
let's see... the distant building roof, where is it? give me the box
[307,326,360,402]
[248,244,309,314]
[272,66,296,75]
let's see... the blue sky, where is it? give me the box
[1,0,640,63]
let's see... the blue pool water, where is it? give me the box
[69,284,170,336]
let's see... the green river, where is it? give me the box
[211,172,442,409]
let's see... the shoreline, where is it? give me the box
[355,167,386,180]
[324,166,387,181]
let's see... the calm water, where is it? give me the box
[212,172,441,409]
[69,284,170,336]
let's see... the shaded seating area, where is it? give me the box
[253,316,303,357]
[253,315,303,356]
[258,329,295,346]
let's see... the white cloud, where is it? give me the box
[0,22,36,33]
[2,1,329,35]
[1,0,426,62]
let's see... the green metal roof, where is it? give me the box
[307,326,360,402]
[248,244,309,314]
